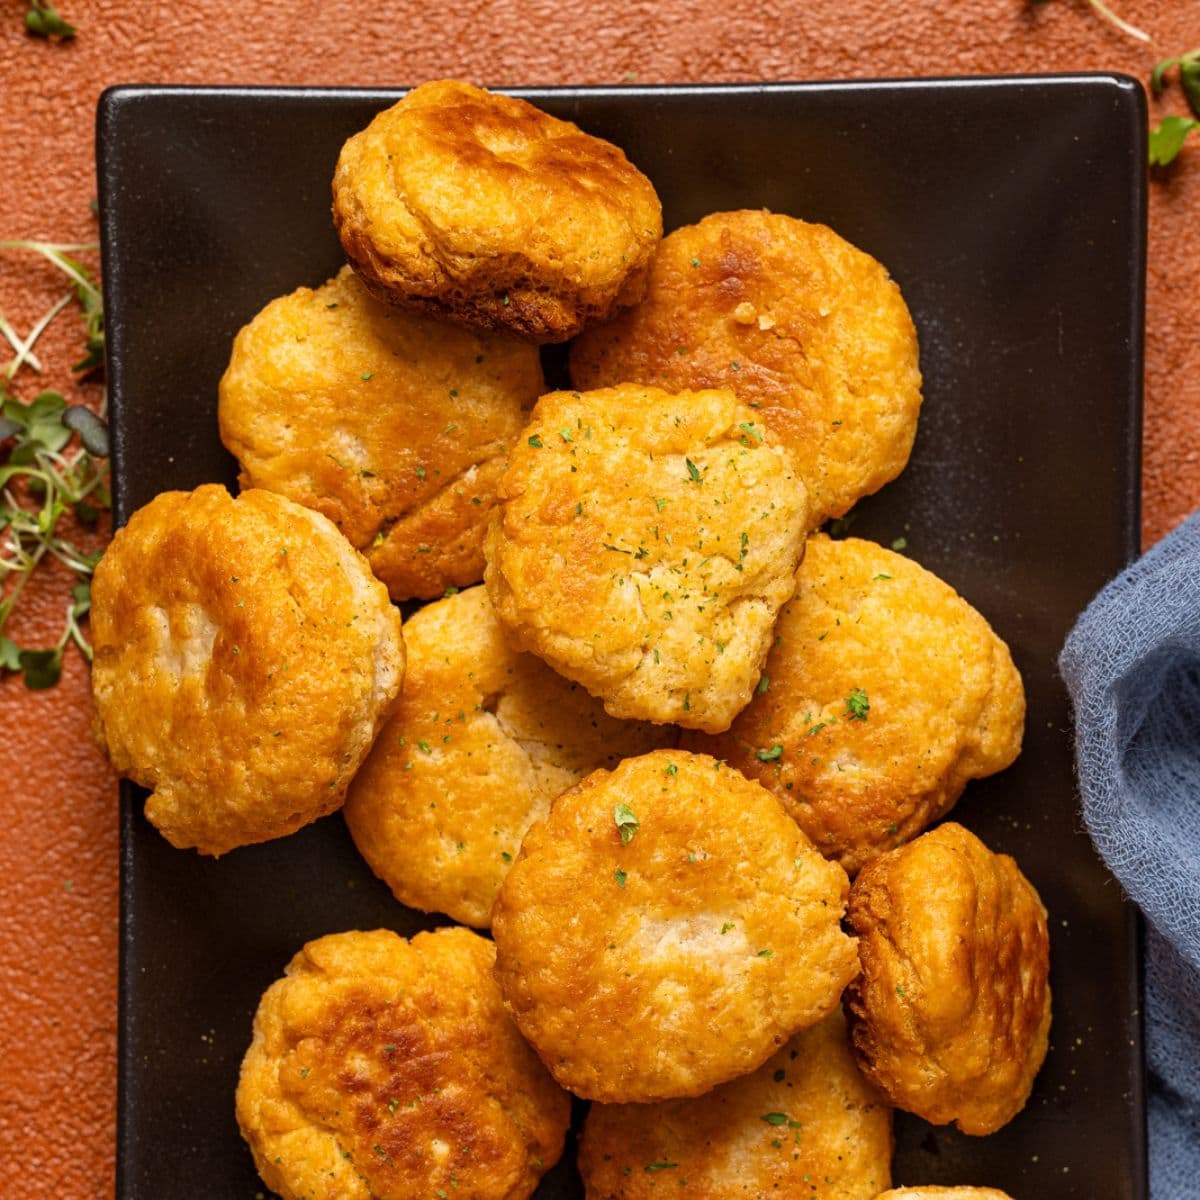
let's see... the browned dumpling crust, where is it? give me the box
[578,1009,893,1200]
[484,385,812,733]
[332,79,662,342]
[491,749,858,1103]
[845,822,1051,1136]
[875,1189,1015,1198]
[89,485,405,856]
[570,209,922,521]
[218,266,543,601]
[343,584,674,928]
[690,535,1024,874]
[236,927,570,1200]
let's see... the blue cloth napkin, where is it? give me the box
[1060,510,1200,1197]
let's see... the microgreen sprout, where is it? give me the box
[0,238,108,688]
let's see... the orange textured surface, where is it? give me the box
[0,2,1197,1196]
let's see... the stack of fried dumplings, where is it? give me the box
[88,79,1047,1200]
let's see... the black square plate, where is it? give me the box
[98,77,1147,1199]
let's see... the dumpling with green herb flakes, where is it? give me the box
[343,584,673,928]
[570,209,922,523]
[578,1009,892,1200]
[689,534,1024,874]
[90,484,405,855]
[218,265,543,601]
[491,749,859,1102]
[483,384,813,733]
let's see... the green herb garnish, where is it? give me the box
[613,802,639,844]
[24,1,76,39]
[1150,114,1200,167]
[1,386,108,688]
[845,688,870,720]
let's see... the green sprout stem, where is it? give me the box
[1087,0,1150,42]
[3,294,70,380]
[0,312,43,372]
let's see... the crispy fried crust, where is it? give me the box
[90,485,405,855]
[343,585,674,927]
[491,749,858,1102]
[577,1009,893,1200]
[689,535,1024,873]
[570,210,922,520]
[236,928,570,1200]
[875,1190,1014,1198]
[332,80,662,342]
[483,385,811,732]
[845,823,1051,1135]
[218,266,543,601]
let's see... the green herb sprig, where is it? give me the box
[1,391,110,688]
[0,242,104,375]
[1150,50,1200,166]
[1152,49,1200,110]
[1150,115,1200,167]
[1,239,109,688]
[24,2,75,39]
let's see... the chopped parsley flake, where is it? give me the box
[756,673,770,695]
[762,1112,789,1126]
[613,803,640,844]
[845,688,870,721]
[756,744,783,762]
[527,434,543,448]
[738,421,763,442]
[644,1162,678,1172]
[685,458,702,484]
[757,948,774,958]
[891,536,907,551]
[613,869,628,888]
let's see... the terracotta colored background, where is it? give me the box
[0,1,1197,1195]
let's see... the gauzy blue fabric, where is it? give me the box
[1059,511,1200,1197]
